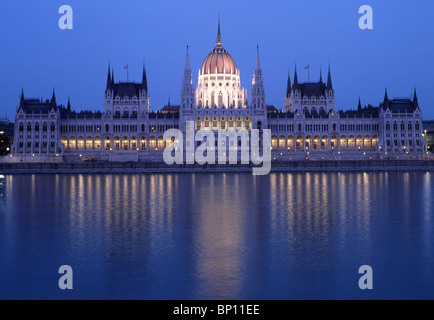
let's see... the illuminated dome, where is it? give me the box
[195,19,247,109]
[200,22,237,75]
[201,48,237,75]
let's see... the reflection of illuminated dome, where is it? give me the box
[200,21,237,75]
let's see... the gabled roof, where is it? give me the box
[339,106,379,118]
[19,98,57,114]
[112,83,143,98]
[380,98,417,113]
[160,105,180,114]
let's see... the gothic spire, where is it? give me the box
[181,45,194,109]
[286,69,291,97]
[142,63,148,92]
[185,45,191,72]
[292,64,299,89]
[358,97,362,111]
[413,87,419,109]
[251,45,265,110]
[327,64,333,90]
[67,96,71,111]
[383,87,390,109]
[255,45,261,70]
[319,69,323,83]
[51,87,56,105]
[216,15,222,47]
[106,62,111,90]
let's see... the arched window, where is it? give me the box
[211,92,215,107]
[218,92,223,108]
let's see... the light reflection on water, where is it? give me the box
[0,172,433,299]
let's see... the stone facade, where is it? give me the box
[9,23,427,163]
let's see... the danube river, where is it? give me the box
[0,172,433,299]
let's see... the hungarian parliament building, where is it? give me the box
[9,23,427,162]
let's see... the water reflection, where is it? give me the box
[0,172,433,299]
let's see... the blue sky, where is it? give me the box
[1,0,433,119]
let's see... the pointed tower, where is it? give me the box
[413,88,419,110]
[284,65,301,113]
[286,69,291,97]
[18,87,25,111]
[383,87,390,110]
[67,97,71,111]
[181,45,195,111]
[325,64,335,112]
[50,88,57,111]
[358,97,362,111]
[292,65,299,90]
[216,15,222,48]
[327,64,333,91]
[139,62,150,114]
[106,62,112,90]
[284,69,292,111]
[105,65,114,110]
[319,69,323,83]
[251,45,265,110]
[141,63,148,92]
[250,45,267,129]
[51,88,57,109]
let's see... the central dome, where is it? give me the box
[201,48,237,75]
[200,20,237,75]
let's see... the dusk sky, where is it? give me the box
[1,0,434,119]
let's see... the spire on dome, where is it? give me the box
[216,14,222,47]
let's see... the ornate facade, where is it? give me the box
[9,22,428,162]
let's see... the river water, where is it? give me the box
[0,172,433,299]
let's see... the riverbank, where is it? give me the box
[0,159,433,174]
